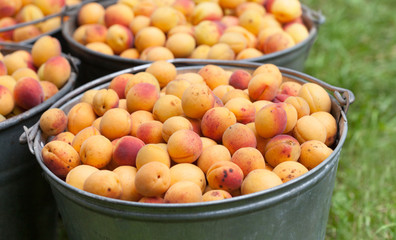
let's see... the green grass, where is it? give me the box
[302,0,396,239]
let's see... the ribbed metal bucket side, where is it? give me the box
[0,44,78,240]
[31,61,352,240]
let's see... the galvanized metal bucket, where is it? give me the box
[61,0,325,86]
[0,44,78,239]
[26,60,353,240]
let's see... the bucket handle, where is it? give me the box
[303,5,326,27]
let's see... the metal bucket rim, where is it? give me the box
[61,2,321,65]
[0,44,77,130]
[32,62,350,211]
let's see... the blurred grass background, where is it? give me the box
[302,0,396,239]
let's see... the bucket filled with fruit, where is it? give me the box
[61,0,325,85]
[25,59,353,240]
[0,0,83,46]
[0,35,78,239]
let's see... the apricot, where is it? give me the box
[13,77,44,110]
[292,115,327,144]
[65,165,99,190]
[231,147,266,176]
[77,2,105,25]
[299,140,333,170]
[129,15,150,35]
[41,140,81,179]
[145,60,177,88]
[279,81,301,97]
[167,24,194,37]
[222,123,257,155]
[52,131,75,145]
[236,48,263,60]
[120,48,140,59]
[40,56,71,88]
[207,42,235,60]
[264,134,301,167]
[261,30,295,54]
[12,25,41,42]
[80,89,99,105]
[136,120,165,144]
[272,161,308,183]
[190,2,223,25]
[212,84,234,101]
[254,103,287,138]
[33,0,64,16]
[0,17,16,41]
[130,110,154,136]
[152,94,183,122]
[126,83,159,113]
[225,25,257,48]
[198,64,228,90]
[85,42,114,55]
[298,82,332,113]
[99,108,132,140]
[104,3,134,27]
[248,73,281,101]
[200,107,236,142]
[170,163,206,192]
[0,85,15,116]
[241,169,282,194]
[172,0,195,17]
[31,35,61,67]
[189,44,210,59]
[39,108,68,137]
[267,0,302,23]
[150,6,181,33]
[139,46,174,61]
[206,161,244,192]
[67,102,97,135]
[139,196,165,203]
[92,88,119,116]
[181,83,215,119]
[135,143,171,169]
[83,170,122,199]
[235,2,266,16]
[239,9,263,36]
[252,100,272,113]
[108,75,130,99]
[124,72,160,96]
[200,137,217,151]
[113,166,142,201]
[105,24,134,54]
[277,102,298,133]
[202,189,232,202]
[221,89,249,104]
[284,96,310,119]
[112,136,145,167]
[71,126,101,153]
[161,116,193,142]
[224,97,255,124]
[11,68,38,82]
[132,0,157,17]
[194,20,223,46]
[311,111,338,146]
[175,72,205,84]
[164,180,203,203]
[80,135,113,168]
[165,32,196,58]
[167,129,202,163]
[134,26,166,53]
[134,161,171,197]
[228,69,251,90]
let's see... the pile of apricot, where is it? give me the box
[72,0,309,61]
[0,35,72,122]
[39,60,337,204]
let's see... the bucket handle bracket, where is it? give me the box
[22,124,38,155]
